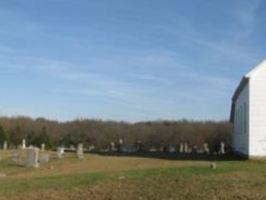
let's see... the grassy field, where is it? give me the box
[0,151,266,200]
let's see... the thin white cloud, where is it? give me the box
[128,72,172,85]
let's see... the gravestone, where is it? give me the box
[179,143,184,153]
[169,146,176,153]
[220,142,225,155]
[39,153,50,164]
[119,139,123,145]
[121,145,137,153]
[210,162,217,169]
[57,147,65,158]
[41,143,45,152]
[88,145,95,152]
[26,148,39,168]
[3,141,7,150]
[11,151,20,163]
[196,148,204,154]
[22,139,26,149]
[110,142,116,152]
[77,143,84,160]
[118,139,123,152]
[192,145,198,154]
[149,147,157,152]
[203,143,210,155]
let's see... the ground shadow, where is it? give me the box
[91,152,246,162]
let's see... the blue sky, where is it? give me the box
[0,0,265,122]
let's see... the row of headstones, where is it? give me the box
[148,142,226,155]
[108,139,143,153]
[4,139,226,156]
[107,139,226,155]
[9,142,85,168]
[57,143,84,159]
[176,142,226,155]
[4,138,84,158]
[1,139,46,151]
[3,139,86,155]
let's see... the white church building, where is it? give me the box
[230,60,266,158]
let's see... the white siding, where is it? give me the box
[249,67,266,157]
[232,61,266,157]
[233,83,249,155]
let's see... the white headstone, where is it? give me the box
[88,145,95,152]
[110,142,116,152]
[11,151,20,163]
[26,148,39,168]
[41,143,45,152]
[39,153,50,163]
[210,162,217,169]
[3,141,7,150]
[149,147,157,152]
[179,143,184,153]
[192,145,198,153]
[169,146,176,153]
[57,147,65,158]
[22,139,26,149]
[220,142,225,155]
[77,143,84,160]
[119,139,123,145]
[203,143,210,154]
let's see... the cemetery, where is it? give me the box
[1,1,266,198]
[0,61,263,200]
[0,62,265,199]
[0,138,228,169]
[0,63,263,200]
[0,136,265,200]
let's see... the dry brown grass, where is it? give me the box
[0,151,266,200]
[0,150,209,178]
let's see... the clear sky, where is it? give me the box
[0,0,265,122]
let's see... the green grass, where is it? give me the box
[0,160,263,192]
[0,153,266,199]
[0,172,106,193]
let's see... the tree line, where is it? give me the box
[0,116,232,152]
